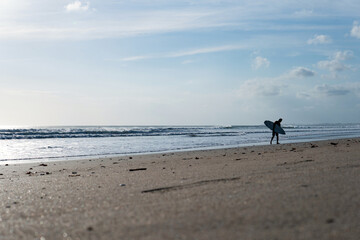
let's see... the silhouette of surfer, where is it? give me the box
[270,118,282,144]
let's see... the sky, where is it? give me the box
[0,0,360,126]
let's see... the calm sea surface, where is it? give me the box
[0,124,359,163]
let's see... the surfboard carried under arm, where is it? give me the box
[264,120,286,135]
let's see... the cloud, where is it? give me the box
[307,34,332,44]
[65,1,89,12]
[317,60,347,74]
[170,45,245,58]
[315,85,351,96]
[120,56,151,62]
[252,56,270,70]
[118,45,246,62]
[334,51,354,61]
[293,9,314,17]
[238,66,315,99]
[296,92,312,99]
[288,67,316,78]
[0,6,237,40]
[317,50,353,75]
[238,78,286,98]
[298,83,357,99]
[182,59,195,64]
[0,1,359,41]
[350,21,360,39]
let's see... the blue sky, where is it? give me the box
[0,0,360,125]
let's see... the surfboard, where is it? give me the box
[264,120,286,135]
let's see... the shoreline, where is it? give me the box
[2,135,360,165]
[0,138,359,239]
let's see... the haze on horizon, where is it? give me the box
[1,0,360,126]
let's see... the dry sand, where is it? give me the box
[0,138,359,240]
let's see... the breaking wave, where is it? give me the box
[0,126,241,140]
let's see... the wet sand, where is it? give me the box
[0,138,359,239]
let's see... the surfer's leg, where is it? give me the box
[270,132,275,144]
[276,133,279,144]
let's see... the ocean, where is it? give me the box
[1,124,360,163]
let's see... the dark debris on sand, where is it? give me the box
[129,168,147,172]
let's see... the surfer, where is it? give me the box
[270,118,282,144]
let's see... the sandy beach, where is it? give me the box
[0,138,359,240]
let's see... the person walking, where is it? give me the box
[270,118,283,144]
